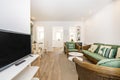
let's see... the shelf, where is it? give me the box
[0,54,39,80]
[12,66,39,80]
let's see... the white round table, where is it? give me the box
[68,52,83,61]
[68,56,83,61]
[68,52,83,57]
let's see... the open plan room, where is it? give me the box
[0,0,120,80]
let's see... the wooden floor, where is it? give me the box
[39,48,78,80]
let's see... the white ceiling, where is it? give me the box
[31,0,113,21]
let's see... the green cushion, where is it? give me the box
[93,43,120,58]
[68,49,78,52]
[97,59,120,68]
[102,48,111,58]
[108,49,117,58]
[82,50,107,61]
[101,48,117,58]
[66,42,75,49]
[104,44,120,53]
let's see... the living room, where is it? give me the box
[0,0,120,80]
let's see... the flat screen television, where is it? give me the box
[0,29,31,71]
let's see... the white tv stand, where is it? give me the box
[0,54,39,80]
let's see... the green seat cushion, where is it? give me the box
[82,50,107,61]
[97,59,120,68]
[66,42,75,49]
[68,49,78,52]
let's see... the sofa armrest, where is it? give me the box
[73,58,120,80]
[82,45,91,50]
[75,43,82,52]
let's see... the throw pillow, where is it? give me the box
[102,48,116,58]
[68,43,75,49]
[116,48,120,58]
[97,59,120,68]
[109,49,117,58]
[88,44,98,53]
[98,45,111,55]
[102,48,111,57]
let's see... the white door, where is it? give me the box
[52,27,63,48]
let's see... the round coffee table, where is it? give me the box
[68,56,83,61]
[68,52,83,57]
[68,52,83,61]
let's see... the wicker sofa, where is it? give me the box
[73,43,120,80]
[73,58,120,80]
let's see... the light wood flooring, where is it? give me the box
[39,48,78,80]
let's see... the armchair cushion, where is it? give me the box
[66,42,75,49]
[97,59,120,68]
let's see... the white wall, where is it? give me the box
[84,0,120,45]
[0,0,30,34]
[33,21,85,51]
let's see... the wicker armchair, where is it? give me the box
[64,42,81,55]
[73,58,120,80]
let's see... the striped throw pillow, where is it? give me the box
[98,45,111,55]
[109,49,116,58]
[102,48,116,58]
[103,48,111,57]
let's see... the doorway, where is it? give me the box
[52,27,63,51]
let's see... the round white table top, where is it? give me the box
[68,56,83,62]
[68,52,83,56]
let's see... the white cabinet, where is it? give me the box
[0,54,40,80]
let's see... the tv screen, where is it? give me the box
[0,29,31,71]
